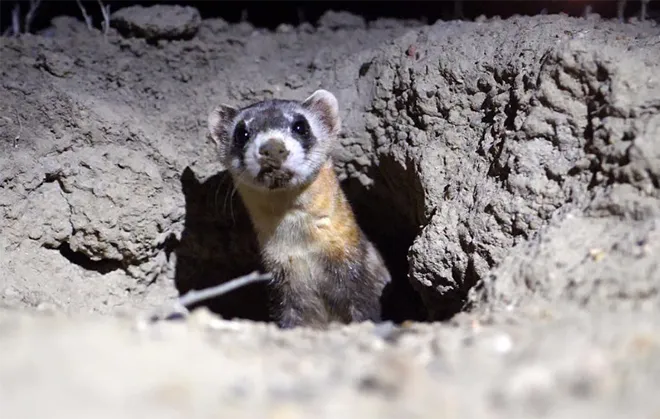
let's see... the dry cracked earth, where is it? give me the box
[1,5,660,419]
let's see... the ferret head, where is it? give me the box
[208,90,340,191]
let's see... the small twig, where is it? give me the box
[146,270,273,322]
[11,2,21,36]
[24,0,42,34]
[617,0,627,21]
[97,0,110,36]
[2,3,19,36]
[178,271,273,309]
[640,0,650,21]
[75,0,94,31]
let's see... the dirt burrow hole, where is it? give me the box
[174,158,431,324]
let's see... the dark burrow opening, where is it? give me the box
[174,160,428,324]
[176,167,269,322]
[54,241,123,275]
[342,175,428,323]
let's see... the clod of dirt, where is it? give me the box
[359,17,660,319]
[484,210,660,311]
[2,7,660,418]
[110,4,202,41]
[1,9,660,324]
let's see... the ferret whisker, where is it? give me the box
[222,179,233,220]
[213,172,231,216]
[227,168,250,223]
[229,181,239,224]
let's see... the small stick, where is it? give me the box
[145,271,273,323]
[97,0,110,36]
[11,2,21,36]
[24,0,42,34]
[75,0,94,31]
[617,0,627,21]
[640,0,650,20]
[177,271,273,309]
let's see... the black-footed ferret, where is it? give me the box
[207,89,391,329]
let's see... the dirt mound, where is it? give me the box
[1,6,660,418]
[361,16,660,318]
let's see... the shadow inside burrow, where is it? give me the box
[368,153,485,322]
[341,158,429,324]
[174,161,430,324]
[175,166,271,322]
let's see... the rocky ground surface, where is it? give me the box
[1,5,659,418]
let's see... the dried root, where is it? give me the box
[147,270,273,323]
[97,0,111,36]
[75,0,94,30]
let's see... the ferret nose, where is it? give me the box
[259,139,289,165]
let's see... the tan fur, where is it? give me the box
[236,160,360,264]
[305,162,360,260]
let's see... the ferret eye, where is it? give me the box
[292,118,309,137]
[233,122,249,147]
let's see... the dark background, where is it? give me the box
[2,1,659,34]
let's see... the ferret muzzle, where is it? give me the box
[256,138,294,188]
[258,138,290,169]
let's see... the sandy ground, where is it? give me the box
[1,6,659,418]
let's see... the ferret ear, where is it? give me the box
[208,104,238,146]
[302,89,340,137]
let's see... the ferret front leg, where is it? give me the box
[276,306,306,329]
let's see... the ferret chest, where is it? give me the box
[260,210,324,269]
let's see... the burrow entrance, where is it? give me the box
[174,159,430,324]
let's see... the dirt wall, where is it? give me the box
[1,7,659,418]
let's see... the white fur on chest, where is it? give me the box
[259,210,326,281]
